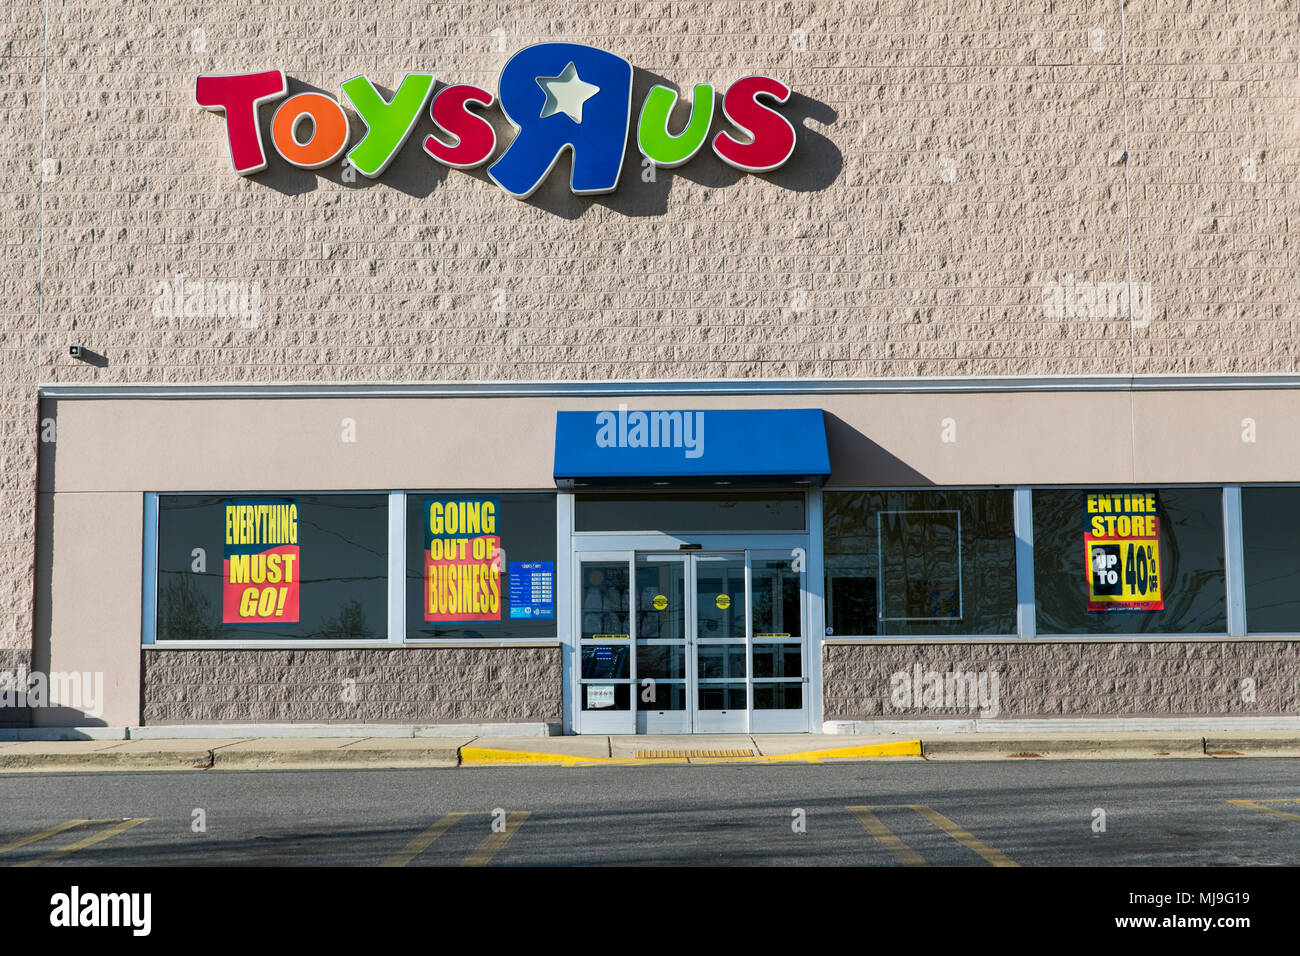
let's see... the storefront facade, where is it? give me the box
[6,3,1300,733]
[21,382,1300,733]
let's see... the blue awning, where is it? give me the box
[553,408,831,487]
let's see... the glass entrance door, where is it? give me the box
[634,554,690,733]
[575,547,809,734]
[691,553,748,732]
[747,551,808,733]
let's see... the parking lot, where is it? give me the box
[1,758,1297,867]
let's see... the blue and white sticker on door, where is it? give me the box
[509,561,555,619]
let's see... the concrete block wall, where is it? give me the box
[822,640,1300,721]
[0,648,32,727]
[4,2,1298,720]
[141,646,562,724]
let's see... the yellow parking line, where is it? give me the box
[0,820,90,855]
[380,812,469,867]
[848,806,928,866]
[1228,798,1300,823]
[848,804,1018,867]
[909,805,1019,867]
[13,818,148,868]
[460,811,531,868]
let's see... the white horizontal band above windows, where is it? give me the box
[40,372,1300,400]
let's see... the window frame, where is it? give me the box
[822,484,1252,642]
[143,489,561,648]
[402,489,560,645]
[822,486,1018,640]
[1027,484,1233,641]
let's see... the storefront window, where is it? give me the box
[823,490,1016,636]
[406,492,557,639]
[1033,488,1225,635]
[156,494,388,640]
[1243,487,1300,633]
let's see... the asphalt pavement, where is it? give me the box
[1,758,1297,866]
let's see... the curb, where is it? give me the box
[920,737,1300,758]
[0,747,462,772]
[0,751,216,772]
[921,737,1203,757]
[1206,736,1300,754]
[210,747,461,769]
[459,740,923,767]
[2,736,1297,773]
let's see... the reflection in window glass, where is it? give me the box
[752,559,801,637]
[1033,488,1225,634]
[754,683,802,710]
[636,559,685,640]
[879,510,961,620]
[636,645,687,680]
[698,684,746,710]
[1243,488,1300,633]
[695,558,745,639]
[753,644,802,678]
[823,491,1016,636]
[641,682,688,710]
[581,645,630,679]
[156,494,387,640]
[580,562,630,640]
[575,493,804,532]
[697,645,747,679]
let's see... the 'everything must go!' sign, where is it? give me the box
[196,42,797,197]
[223,499,300,624]
[424,498,501,623]
[1084,491,1163,613]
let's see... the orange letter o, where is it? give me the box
[270,93,350,168]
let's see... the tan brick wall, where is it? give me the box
[4,2,1298,664]
[823,640,1300,721]
[0,647,33,726]
[141,646,562,724]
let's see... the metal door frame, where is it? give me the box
[569,531,815,734]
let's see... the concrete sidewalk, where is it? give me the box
[0,731,1297,772]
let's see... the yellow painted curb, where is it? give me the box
[460,740,921,767]
[762,740,922,762]
[459,747,592,766]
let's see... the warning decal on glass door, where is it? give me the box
[1084,491,1163,612]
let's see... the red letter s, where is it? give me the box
[712,75,795,173]
[424,84,497,169]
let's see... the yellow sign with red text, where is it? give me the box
[1084,491,1163,612]
[424,498,501,622]
[223,498,300,624]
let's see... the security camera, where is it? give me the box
[68,346,82,359]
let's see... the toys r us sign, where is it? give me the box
[197,42,796,198]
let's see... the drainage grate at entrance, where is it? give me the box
[635,749,754,759]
